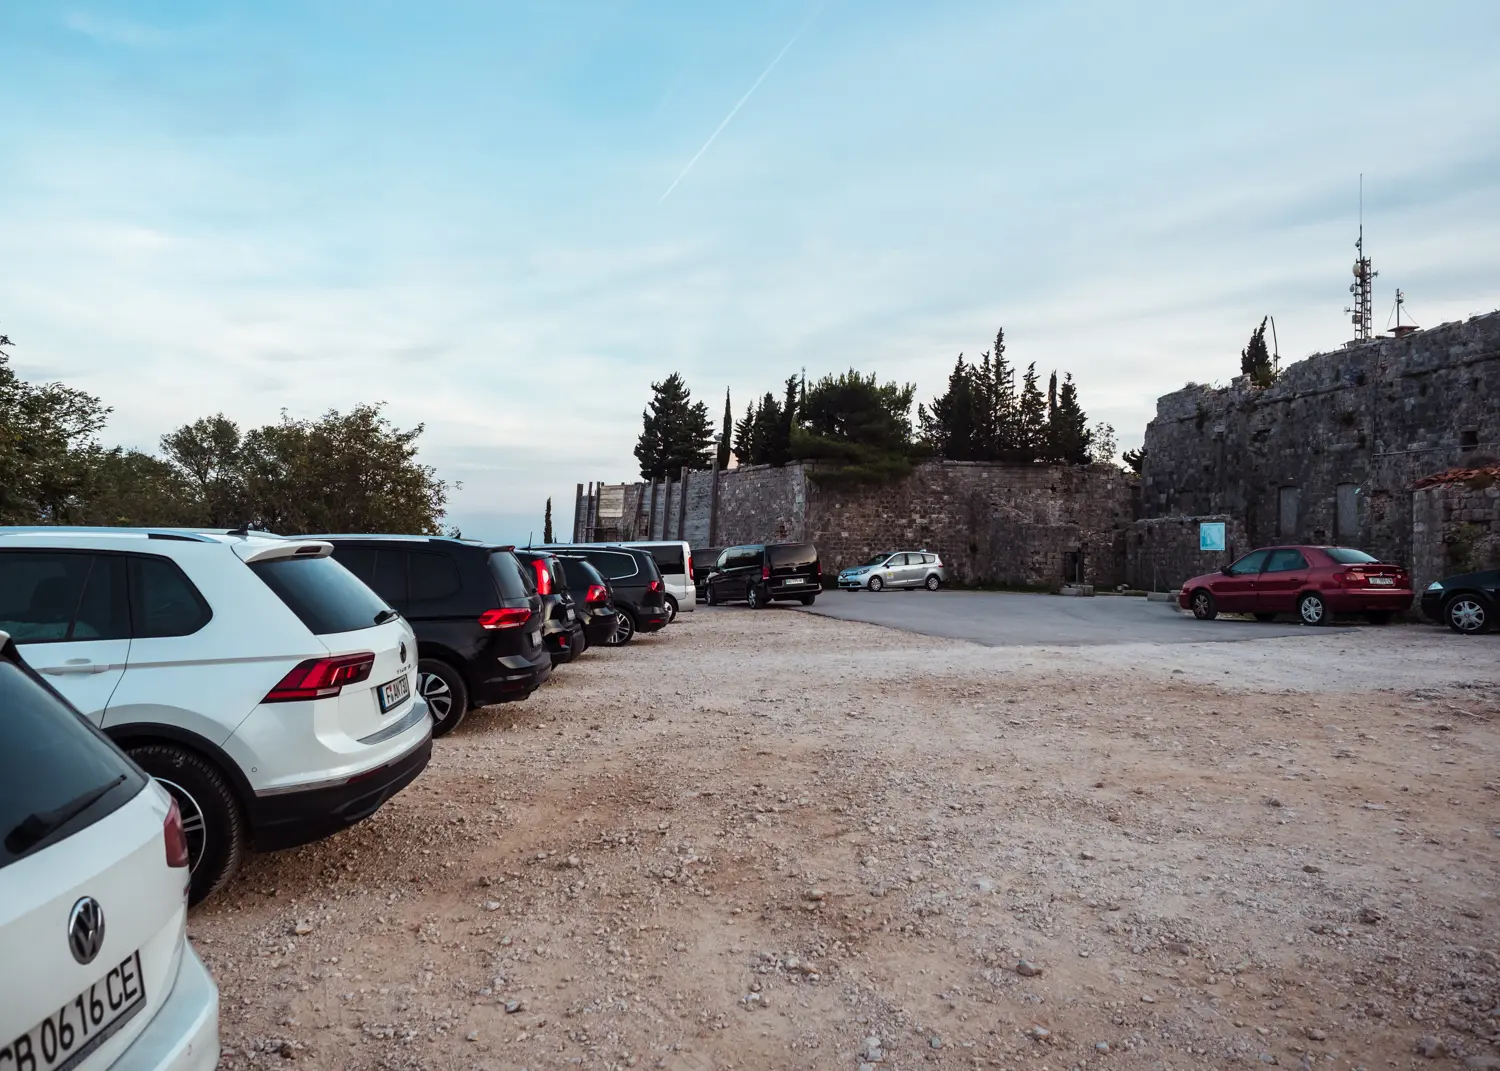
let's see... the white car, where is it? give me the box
[620,540,696,622]
[0,527,432,905]
[0,630,219,1070]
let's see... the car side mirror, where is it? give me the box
[1221,567,1233,575]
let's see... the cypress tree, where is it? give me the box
[717,389,732,469]
[1016,363,1047,464]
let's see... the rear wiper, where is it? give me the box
[374,608,400,625]
[5,774,128,854]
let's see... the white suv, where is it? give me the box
[0,528,432,905]
[1,630,219,1070]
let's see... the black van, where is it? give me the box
[317,536,551,736]
[703,542,821,608]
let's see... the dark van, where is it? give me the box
[318,536,551,736]
[703,542,821,608]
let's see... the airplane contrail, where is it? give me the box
[658,4,825,204]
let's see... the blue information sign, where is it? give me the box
[1199,522,1226,552]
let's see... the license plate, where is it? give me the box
[1368,577,1395,586]
[564,607,575,622]
[377,673,412,713]
[2,951,146,1071]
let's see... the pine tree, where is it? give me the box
[1122,446,1147,474]
[1044,370,1060,462]
[769,376,798,466]
[543,497,554,543]
[917,355,979,460]
[1051,373,1092,463]
[633,373,715,479]
[750,392,781,464]
[989,328,1018,460]
[733,402,757,466]
[1240,317,1277,388]
[717,389,732,469]
[1016,363,1048,463]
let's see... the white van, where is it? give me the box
[620,540,696,622]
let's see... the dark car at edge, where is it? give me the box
[556,555,619,647]
[538,544,669,645]
[1421,568,1498,634]
[515,548,587,662]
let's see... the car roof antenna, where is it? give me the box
[226,523,250,537]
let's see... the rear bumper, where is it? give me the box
[248,732,432,851]
[771,583,820,598]
[637,611,669,633]
[1326,589,1413,613]
[114,944,219,1071]
[471,649,551,704]
[582,609,616,645]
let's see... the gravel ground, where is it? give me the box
[193,608,1500,1071]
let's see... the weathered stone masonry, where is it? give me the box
[1140,311,1500,578]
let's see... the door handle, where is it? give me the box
[41,661,111,675]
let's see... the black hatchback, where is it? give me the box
[319,536,551,736]
[515,549,587,663]
[704,542,821,608]
[539,544,668,645]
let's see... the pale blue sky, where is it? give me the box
[3,1,1498,542]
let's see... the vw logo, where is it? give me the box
[399,641,408,664]
[68,897,106,965]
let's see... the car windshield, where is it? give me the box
[862,554,891,566]
[1324,547,1380,564]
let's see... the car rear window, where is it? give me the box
[644,545,685,575]
[251,555,391,635]
[487,550,534,600]
[0,658,144,870]
[584,551,640,581]
[559,557,605,589]
[769,543,818,568]
[1324,547,1380,564]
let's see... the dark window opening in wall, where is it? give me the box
[1335,483,1360,542]
[1278,487,1301,540]
[1460,429,1480,452]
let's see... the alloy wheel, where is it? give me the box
[154,777,207,876]
[420,671,454,722]
[1448,598,1487,634]
[925,575,940,591]
[610,611,635,645]
[1299,594,1326,625]
[868,576,883,592]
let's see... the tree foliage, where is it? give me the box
[543,497,554,543]
[716,389,732,470]
[634,373,715,479]
[1240,317,1277,388]
[0,333,449,533]
[1122,445,1146,474]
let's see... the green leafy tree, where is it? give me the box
[1015,363,1048,463]
[159,414,249,526]
[1240,317,1277,388]
[1088,421,1117,466]
[633,373,715,479]
[0,340,113,524]
[716,389,732,469]
[800,369,915,455]
[73,449,197,527]
[543,497,554,543]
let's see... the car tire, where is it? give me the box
[1444,594,1491,635]
[868,575,884,593]
[419,658,469,737]
[746,585,765,609]
[705,585,718,607]
[924,575,940,591]
[1364,611,1393,626]
[127,744,245,907]
[799,593,817,606]
[1190,589,1216,620]
[606,610,636,646]
[1298,592,1328,626]
[664,596,678,624]
[1253,612,1276,622]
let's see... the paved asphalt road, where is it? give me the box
[791,589,1326,646]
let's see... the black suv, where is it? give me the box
[539,544,668,644]
[556,555,619,647]
[704,542,821,608]
[692,546,723,601]
[319,536,551,736]
[515,549,587,662]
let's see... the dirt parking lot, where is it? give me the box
[195,608,1500,1071]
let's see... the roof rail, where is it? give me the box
[0,526,220,542]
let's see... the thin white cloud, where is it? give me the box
[64,11,165,47]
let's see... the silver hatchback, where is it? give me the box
[837,551,947,592]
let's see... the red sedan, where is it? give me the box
[1179,545,1412,626]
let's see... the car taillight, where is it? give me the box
[531,559,552,595]
[263,652,375,702]
[478,607,531,629]
[688,557,695,580]
[163,797,190,869]
[585,583,609,604]
[648,579,663,593]
[761,565,771,581]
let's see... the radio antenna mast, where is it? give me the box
[1344,175,1376,342]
